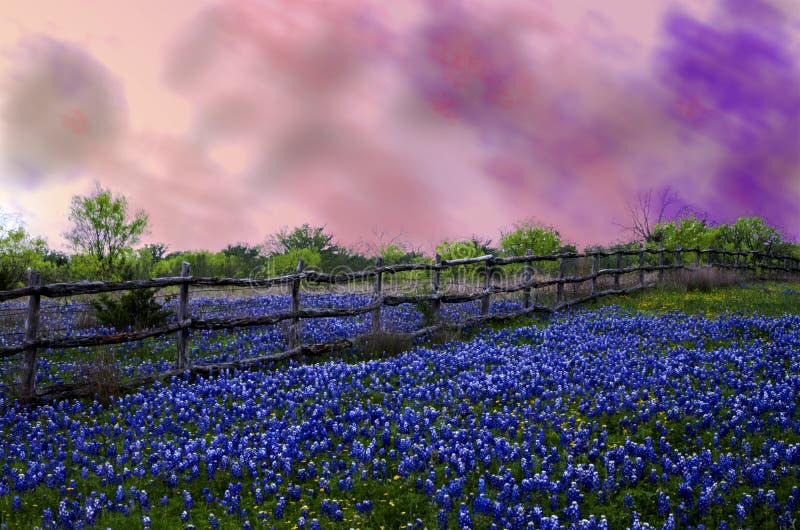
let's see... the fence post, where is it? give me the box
[556,255,565,305]
[695,249,700,267]
[432,254,442,324]
[658,242,664,284]
[675,244,682,268]
[372,257,383,333]
[614,251,621,290]
[481,258,492,316]
[176,262,191,369]
[590,252,598,295]
[288,258,305,349]
[522,249,533,309]
[638,243,645,287]
[734,251,739,271]
[21,268,41,401]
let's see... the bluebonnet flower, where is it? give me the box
[437,508,448,530]
[457,503,471,528]
[3,305,800,528]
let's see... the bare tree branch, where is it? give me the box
[618,186,691,243]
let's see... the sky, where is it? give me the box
[0,0,798,254]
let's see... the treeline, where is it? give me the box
[1,186,798,290]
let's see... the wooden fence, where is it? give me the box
[1,245,798,401]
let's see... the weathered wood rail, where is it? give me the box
[1,245,798,401]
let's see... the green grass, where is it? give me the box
[583,281,800,318]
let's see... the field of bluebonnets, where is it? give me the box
[1,284,800,529]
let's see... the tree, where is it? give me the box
[651,215,719,251]
[717,217,786,254]
[436,238,493,261]
[365,229,426,265]
[63,186,149,279]
[268,248,322,275]
[142,243,168,263]
[436,237,495,284]
[222,243,262,261]
[0,226,57,289]
[499,222,561,257]
[652,215,788,255]
[265,224,340,256]
[621,187,692,243]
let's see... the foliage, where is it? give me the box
[651,215,719,251]
[141,243,168,263]
[500,222,561,257]
[0,226,57,289]
[436,237,494,283]
[153,250,259,278]
[319,247,373,274]
[415,299,437,328]
[263,224,379,273]
[500,222,563,275]
[716,216,789,254]
[90,288,171,331]
[63,185,149,279]
[267,248,322,275]
[436,238,492,261]
[266,224,340,256]
[652,215,787,253]
[63,253,104,281]
[379,243,413,265]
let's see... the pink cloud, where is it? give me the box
[1,0,798,254]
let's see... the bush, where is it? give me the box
[91,288,171,331]
[415,299,437,327]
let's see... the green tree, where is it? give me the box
[651,215,790,257]
[64,253,104,281]
[267,248,322,275]
[378,243,425,265]
[0,226,57,289]
[651,215,720,251]
[222,243,262,261]
[142,243,168,263]
[499,222,561,256]
[266,224,340,256]
[436,239,492,261]
[435,238,493,284]
[499,222,562,275]
[716,217,786,254]
[63,186,149,279]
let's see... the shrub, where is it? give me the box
[90,288,171,331]
[415,299,437,327]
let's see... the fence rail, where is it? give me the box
[1,245,798,401]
